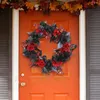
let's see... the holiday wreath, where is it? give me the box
[23,21,77,74]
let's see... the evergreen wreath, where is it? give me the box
[23,21,77,74]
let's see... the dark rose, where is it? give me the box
[63,43,70,48]
[53,29,61,36]
[36,29,41,33]
[60,43,70,52]
[27,43,36,51]
[52,60,62,67]
[43,30,47,36]
[36,59,45,68]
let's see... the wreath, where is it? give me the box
[23,21,77,74]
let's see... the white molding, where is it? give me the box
[79,10,86,100]
[12,9,19,100]
[12,10,86,100]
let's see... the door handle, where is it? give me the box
[20,82,26,87]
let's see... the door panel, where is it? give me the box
[19,11,79,100]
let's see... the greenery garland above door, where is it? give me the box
[0,0,100,15]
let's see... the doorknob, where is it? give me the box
[20,82,26,87]
[21,73,25,77]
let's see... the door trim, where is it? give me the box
[12,9,19,100]
[79,11,86,100]
[12,10,86,100]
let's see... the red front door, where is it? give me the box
[19,11,79,100]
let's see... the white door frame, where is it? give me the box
[12,9,86,100]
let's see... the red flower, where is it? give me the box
[63,43,70,48]
[43,30,47,36]
[36,59,45,68]
[53,29,61,36]
[36,29,41,33]
[52,60,62,67]
[27,43,36,51]
[60,43,70,52]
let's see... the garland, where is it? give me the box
[23,21,77,74]
[0,0,100,14]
